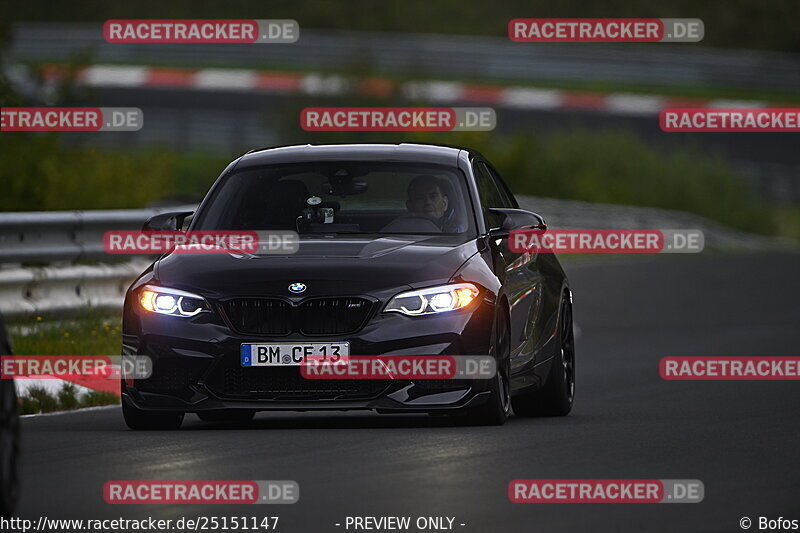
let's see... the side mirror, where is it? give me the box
[487,208,547,236]
[142,211,194,231]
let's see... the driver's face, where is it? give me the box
[407,183,448,219]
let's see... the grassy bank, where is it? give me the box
[0,128,791,238]
[10,310,122,414]
[10,310,122,355]
[19,383,119,415]
[488,130,778,235]
[0,134,226,212]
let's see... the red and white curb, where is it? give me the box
[15,377,89,396]
[15,376,119,417]
[14,376,120,397]
[20,404,119,418]
[43,64,778,116]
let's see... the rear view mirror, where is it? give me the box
[323,179,368,196]
[142,211,194,231]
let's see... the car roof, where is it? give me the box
[235,143,485,168]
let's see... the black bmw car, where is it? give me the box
[121,143,575,429]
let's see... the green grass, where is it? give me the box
[0,133,227,211]
[774,207,800,240]
[2,126,792,238]
[3,32,793,238]
[11,310,122,414]
[1,59,794,243]
[81,390,121,407]
[21,385,59,413]
[57,381,80,409]
[495,129,777,235]
[19,382,119,415]
[10,310,122,355]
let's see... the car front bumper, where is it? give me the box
[121,296,496,413]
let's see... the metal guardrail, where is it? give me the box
[9,23,800,91]
[0,204,193,316]
[0,260,151,316]
[0,198,795,317]
[0,204,196,264]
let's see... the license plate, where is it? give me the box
[241,343,350,366]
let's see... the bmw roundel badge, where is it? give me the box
[289,282,307,293]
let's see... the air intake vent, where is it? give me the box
[222,297,374,336]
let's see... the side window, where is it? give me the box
[484,163,517,208]
[473,161,507,230]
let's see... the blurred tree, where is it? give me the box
[3,0,798,51]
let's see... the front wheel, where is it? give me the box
[465,311,511,426]
[122,400,184,430]
[512,295,575,417]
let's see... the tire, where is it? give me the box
[122,400,184,430]
[464,311,512,426]
[0,381,20,518]
[512,295,575,417]
[197,410,255,423]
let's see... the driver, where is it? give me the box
[406,175,464,232]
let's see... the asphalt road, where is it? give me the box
[17,253,800,532]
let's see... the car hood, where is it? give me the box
[154,235,480,298]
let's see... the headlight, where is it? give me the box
[384,283,479,316]
[138,285,209,317]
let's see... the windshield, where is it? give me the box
[193,162,476,236]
